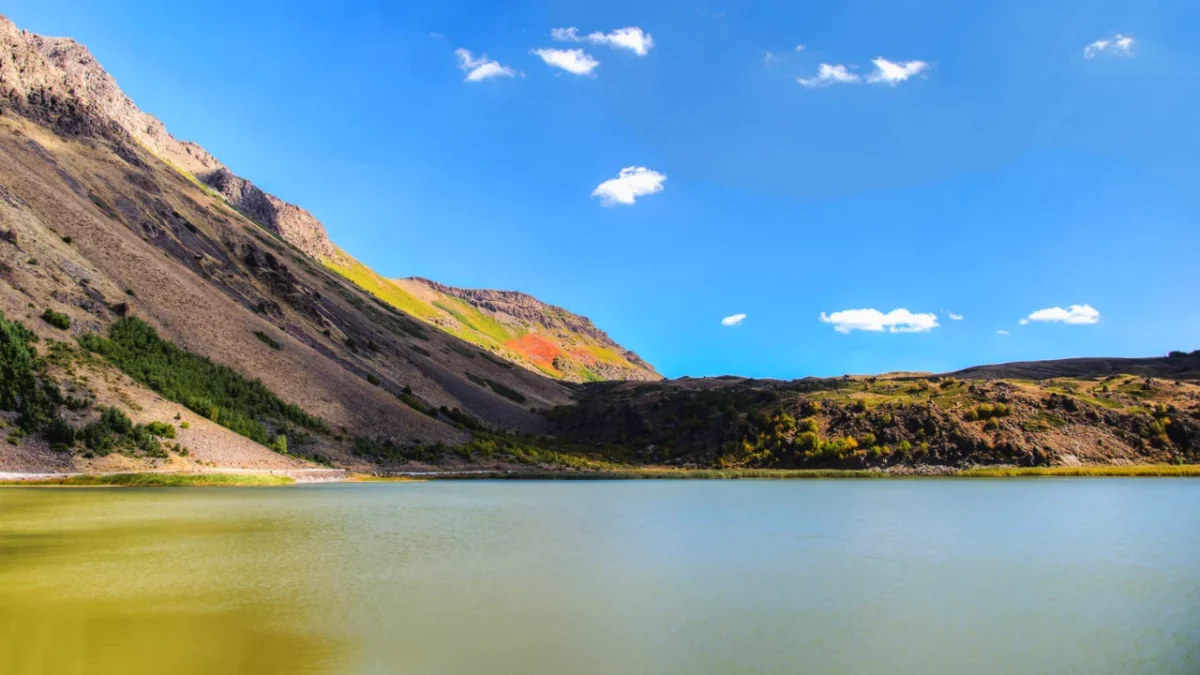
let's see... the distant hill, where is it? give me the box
[947,352,1200,381]
[390,278,660,383]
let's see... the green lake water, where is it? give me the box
[1,479,1198,674]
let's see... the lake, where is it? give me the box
[1,479,1198,674]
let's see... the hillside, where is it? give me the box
[0,13,586,473]
[548,370,1200,470]
[389,277,660,383]
[0,13,651,387]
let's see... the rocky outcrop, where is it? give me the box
[0,14,339,263]
[201,169,341,263]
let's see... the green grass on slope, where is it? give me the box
[0,473,295,487]
[80,318,326,448]
[432,297,514,345]
[326,259,438,321]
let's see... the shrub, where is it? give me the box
[144,421,177,439]
[441,406,485,431]
[253,331,282,350]
[80,317,327,448]
[367,373,381,386]
[1,313,64,433]
[44,417,76,448]
[41,309,70,330]
[484,378,526,404]
[967,403,1011,422]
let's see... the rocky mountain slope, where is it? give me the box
[0,12,593,473]
[390,277,660,383]
[0,12,654,387]
[1,14,359,267]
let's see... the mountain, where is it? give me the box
[0,13,589,473]
[0,13,1196,475]
[389,277,660,383]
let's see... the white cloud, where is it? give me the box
[947,312,964,321]
[455,48,515,82]
[1085,34,1134,59]
[996,329,1010,336]
[819,308,940,334]
[866,57,929,85]
[1020,305,1100,325]
[591,167,666,206]
[551,27,580,42]
[721,313,747,327]
[552,26,654,56]
[764,51,780,67]
[795,44,806,52]
[798,63,861,87]
[531,48,600,76]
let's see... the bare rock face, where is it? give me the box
[201,169,341,263]
[0,15,221,174]
[0,13,339,263]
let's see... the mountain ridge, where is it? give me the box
[393,276,660,383]
[0,12,653,383]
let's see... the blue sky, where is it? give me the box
[6,0,1199,378]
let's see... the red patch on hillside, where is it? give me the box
[569,347,599,366]
[506,334,564,370]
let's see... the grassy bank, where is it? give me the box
[385,465,1200,480]
[4,465,1197,486]
[0,473,295,487]
[956,464,1200,477]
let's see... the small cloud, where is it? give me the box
[721,313,747,327]
[531,48,600,76]
[1085,33,1134,59]
[996,329,1010,336]
[551,27,580,42]
[798,63,861,87]
[591,167,666,206]
[947,312,964,321]
[551,26,654,56]
[795,44,806,52]
[455,48,515,82]
[1021,305,1101,325]
[429,32,445,40]
[819,308,940,334]
[866,57,929,85]
[764,51,780,67]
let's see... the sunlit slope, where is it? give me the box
[323,257,658,383]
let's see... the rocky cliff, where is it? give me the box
[0,15,338,263]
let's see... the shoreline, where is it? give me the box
[3,464,1200,487]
